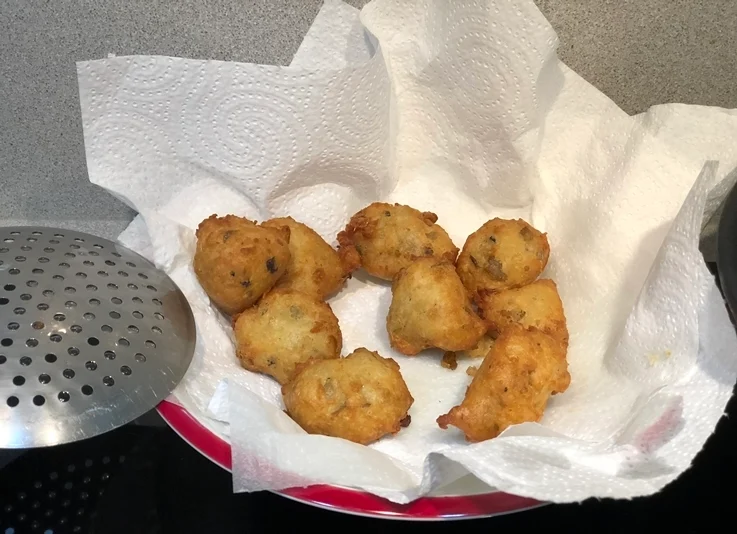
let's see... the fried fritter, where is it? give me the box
[193,214,291,315]
[386,257,486,355]
[262,216,353,299]
[282,348,414,445]
[476,279,568,348]
[437,325,570,442]
[456,218,550,295]
[337,202,459,280]
[234,289,342,384]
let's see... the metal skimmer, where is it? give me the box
[0,227,196,448]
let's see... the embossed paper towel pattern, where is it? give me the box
[361,0,559,207]
[79,48,391,241]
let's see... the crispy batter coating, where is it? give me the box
[457,334,496,359]
[193,214,291,315]
[437,325,570,442]
[456,218,550,295]
[337,202,459,280]
[476,279,568,348]
[262,216,353,299]
[443,334,496,369]
[386,257,486,355]
[441,351,458,370]
[234,289,342,384]
[282,348,414,445]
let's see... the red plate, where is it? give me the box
[157,400,544,520]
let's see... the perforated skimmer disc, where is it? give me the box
[0,227,196,448]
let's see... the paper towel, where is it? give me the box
[76,0,737,503]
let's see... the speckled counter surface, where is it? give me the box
[1,0,735,239]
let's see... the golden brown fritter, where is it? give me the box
[386,257,486,355]
[476,279,568,348]
[234,289,342,384]
[337,202,459,280]
[193,214,291,315]
[262,216,353,299]
[456,218,550,296]
[282,348,414,445]
[437,325,570,442]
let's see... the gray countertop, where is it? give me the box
[2,0,736,240]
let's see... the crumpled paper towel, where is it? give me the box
[76,0,737,504]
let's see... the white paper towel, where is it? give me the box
[77,0,737,504]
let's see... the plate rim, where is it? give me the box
[156,400,544,520]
